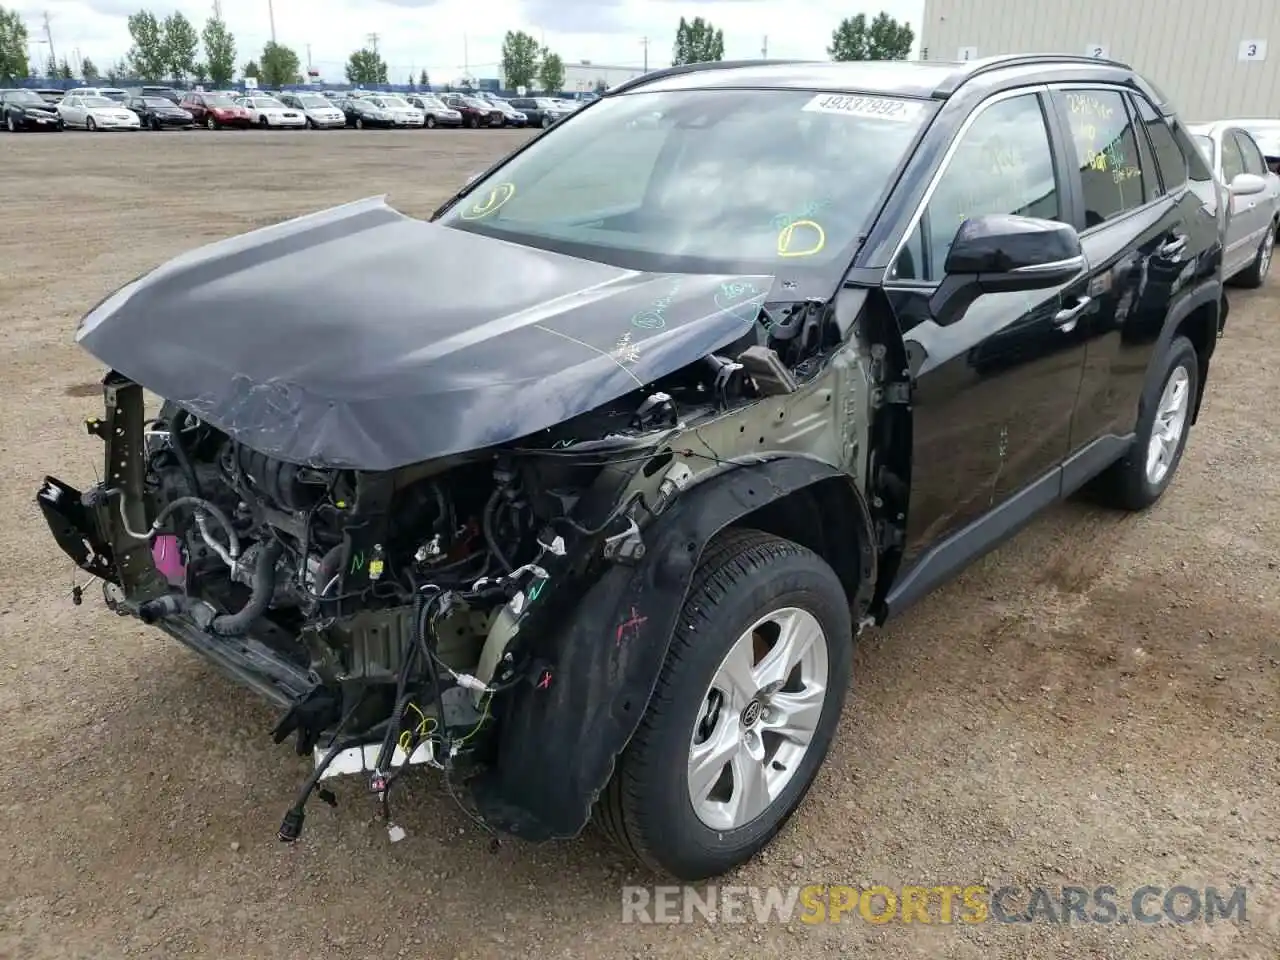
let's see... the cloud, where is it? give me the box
[22,0,924,83]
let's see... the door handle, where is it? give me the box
[1053,295,1091,333]
[1159,235,1188,257]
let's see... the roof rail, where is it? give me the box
[932,52,1133,97]
[605,59,816,96]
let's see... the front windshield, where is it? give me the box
[143,97,172,107]
[207,95,236,107]
[439,88,931,272]
[379,96,410,108]
[257,97,286,109]
[82,97,115,107]
[299,95,329,108]
[462,97,487,109]
[8,91,46,105]
[102,91,127,101]
[422,97,446,109]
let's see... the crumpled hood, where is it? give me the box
[77,196,774,470]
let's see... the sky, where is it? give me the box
[12,0,925,84]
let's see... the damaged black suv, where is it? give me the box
[38,54,1225,880]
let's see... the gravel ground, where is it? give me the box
[0,130,1276,959]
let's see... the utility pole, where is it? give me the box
[43,11,56,66]
[640,36,648,72]
[368,32,379,53]
[213,0,222,19]
[306,44,312,70]
[762,35,768,58]
[267,0,276,43]
[463,33,469,74]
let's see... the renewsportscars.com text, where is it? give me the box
[621,884,1248,925]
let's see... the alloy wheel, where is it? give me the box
[1145,365,1190,486]
[687,607,829,831]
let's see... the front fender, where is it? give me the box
[469,455,864,841]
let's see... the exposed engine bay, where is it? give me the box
[38,287,876,842]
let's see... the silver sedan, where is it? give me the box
[1189,121,1280,286]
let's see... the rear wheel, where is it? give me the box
[595,529,853,880]
[1091,335,1198,511]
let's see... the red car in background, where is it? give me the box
[180,92,252,129]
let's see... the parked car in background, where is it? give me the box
[1188,121,1280,286]
[404,94,463,128]
[339,96,393,129]
[441,92,503,128]
[489,99,528,126]
[370,95,426,126]
[276,92,346,128]
[238,95,307,128]
[1,88,63,131]
[129,85,184,104]
[180,92,252,129]
[66,86,130,103]
[508,96,573,128]
[56,94,140,131]
[127,95,194,130]
[31,88,65,106]
[1227,119,1280,174]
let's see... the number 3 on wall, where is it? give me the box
[1239,39,1267,61]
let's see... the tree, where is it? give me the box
[58,56,72,79]
[242,59,259,78]
[44,53,56,78]
[127,10,167,80]
[202,16,235,86]
[344,47,387,85]
[672,16,724,65]
[0,6,29,83]
[419,68,429,88]
[260,41,300,88]
[80,56,98,81]
[538,47,563,94]
[193,62,207,83]
[828,11,914,61]
[105,59,128,83]
[162,11,198,81]
[500,30,539,89]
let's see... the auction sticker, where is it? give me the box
[802,93,923,121]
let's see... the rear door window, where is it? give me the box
[1053,89,1148,227]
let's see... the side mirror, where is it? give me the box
[1229,172,1267,196]
[929,214,1085,326]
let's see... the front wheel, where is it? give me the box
[151,117,161,131]
[86,117,97,132]
[1091,335,1199,511]
[595,529,853,880]
[467,115,479,129]
[355,117,364,129]
[206,115,218,130]
[5,114,15,132]
[541,115,551,128]
[1236,222,1276,289]
[425,115,436,129]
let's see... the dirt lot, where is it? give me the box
[0,130,1277,959]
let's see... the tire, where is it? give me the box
[1090,335,1199,511]
[594,528,853,880]
[1235,221,1276,289]
[259,117,269,128]
[206,116,218,130]
[541,115,551,128]
[86,117,96,132]
[305,117,315,129]
[355,117,364,129]
[151,117,161,131]
[468,115,479,129]
[5,114,15,132]
[425,115,436,129]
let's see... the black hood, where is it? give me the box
[76,197,775,470]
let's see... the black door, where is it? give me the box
[883,88,1089,565]
[1049,87,1212,454]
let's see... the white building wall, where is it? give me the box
[920,0,1280,120]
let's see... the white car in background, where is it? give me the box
[64,86,130,104]
[56,94,141,131]
[237,95,307,128]
[367,95,425,126]
[277,92,347,129]
[1189,121,1280,287]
